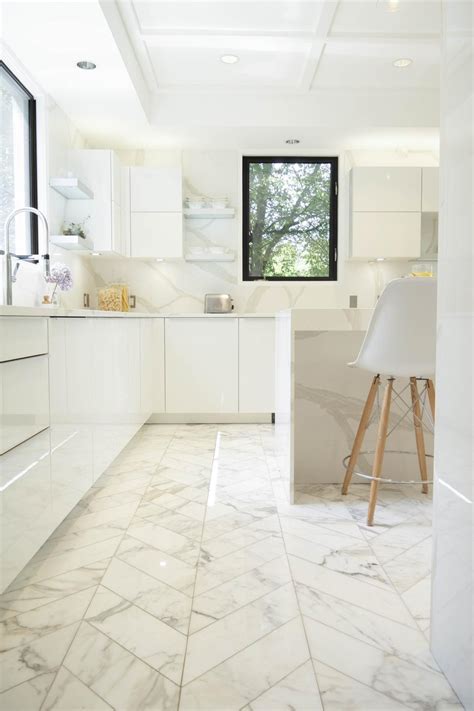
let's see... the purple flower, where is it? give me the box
[45,263,73,292]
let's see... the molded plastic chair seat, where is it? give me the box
[349,277,436,378]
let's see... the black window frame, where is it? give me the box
[242,155,338,282]
[0,60,38,254]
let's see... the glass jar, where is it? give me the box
[97,285,127,311]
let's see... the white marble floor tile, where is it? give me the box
[179,618,311,711]
[0,672,55,710]
[289,554,416,627]
[115,536,196,595]
[101,557,192,633]
[86,586,186,684]
[401,575,431,634]
[313,660,409,710]
[42,666,112,710]
[63,622,179,711]
[1,587,96,653]
[127,520,201,566]
[0,559,108,622]
[306,619,460,710]
[383,537,432,594]
[247,660,323,711]
[0,622,80,693]
[183,583,299,683]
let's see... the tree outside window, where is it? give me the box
[243,157,338,281]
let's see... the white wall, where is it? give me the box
[430,3,473,708]
[0,46,96,308]
[88,148,437,314]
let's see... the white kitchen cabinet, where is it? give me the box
[125,165,184,259]
[351,212,421,260]
[165,318,238,413]
[149,318,165,414]
[351,167,422,212]
[48,318,94,524]
[422,168,439,212]
[0,355,50,454]
[130,213,183,259]
[66,149,123,255]
[130,167,182,212]
[0,316,48,362]
[0,430,53,591]
[239,318,275,413]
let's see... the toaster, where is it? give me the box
[204,293,234,313]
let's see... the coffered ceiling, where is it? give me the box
[1,0,442,149]
[117,0,441,93]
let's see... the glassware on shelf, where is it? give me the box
[410,263,434,277]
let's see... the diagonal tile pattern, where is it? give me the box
[0,424,462,710]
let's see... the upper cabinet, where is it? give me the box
[351,167,422,212]
[350,166,439,261]
[65,149,124,255]
[124,166,183,259]
[422,168,439,212]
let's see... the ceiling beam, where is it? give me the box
[298,0,340,92]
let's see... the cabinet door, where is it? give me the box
[49,318,94,524]
[151,319,165,413]
[1,355,50,454]
[0,317,48,362]
[422,168,439,212]
[239,318,275,413]
[165,318,238,413]
[130,167,182,212]
[352,167,422,212]
[0,430,53,591]
[111,201,123,255]
[131,212,183,258]
[351,212,421,259]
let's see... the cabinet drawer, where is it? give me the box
[131,212,183,258]
[1,355,50,454]
[351,212,421,260]
[0,317,48,362]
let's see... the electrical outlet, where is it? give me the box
[349,295,358,308]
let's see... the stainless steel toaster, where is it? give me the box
[204,293,234,313]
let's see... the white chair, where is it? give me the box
[341,277,437,525]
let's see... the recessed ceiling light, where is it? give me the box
[220,54,239,64]
[286,139,300,145]
[393,58,413,68]
[77,60,96,70]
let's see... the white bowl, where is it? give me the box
[187,196,206,209]
[211,197,228,209]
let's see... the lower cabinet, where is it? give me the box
[165,318,239,413]
[239,318,275,413]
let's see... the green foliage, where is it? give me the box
[248,161,332,278]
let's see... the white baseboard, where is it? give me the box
[146,413,273,424]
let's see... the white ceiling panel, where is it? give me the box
[147,41,310,89]
[314,38,440,89]
[132,1,323,34]
[331,0,441,36]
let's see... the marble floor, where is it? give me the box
[0,424,462,710]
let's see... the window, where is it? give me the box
[243,156,338,281]
[0,61,38,254]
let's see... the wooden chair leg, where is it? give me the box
[427,379,436,423]
[342,375,380,495]
[410,378,429,494]
[367,378,393,526]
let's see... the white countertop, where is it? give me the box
[0,305,276,318]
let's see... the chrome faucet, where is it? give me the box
[2,207,51,305]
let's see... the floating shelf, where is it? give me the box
[50,234,94,251]
[50,177,94,200]
[185,253,235,262]
[184,208,235,219]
